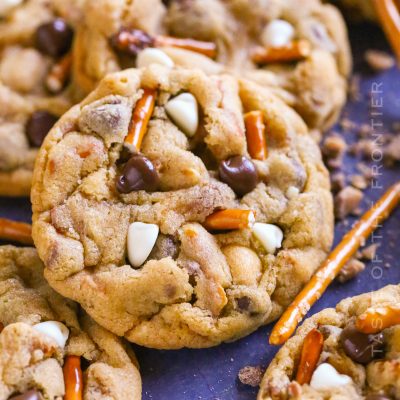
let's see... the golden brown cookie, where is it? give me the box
[258,285,400,400]
[31,66,333,349]
[72,0,351,132]
[0,0,84,196]
[0,245,141,400]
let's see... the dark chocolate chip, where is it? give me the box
[26,111,58,147]
[36,19,74,57]
[237,296,251,311]
[109,28,154,57]
[219,155,258,196]
[116,154,159,193]
[340,325,385,364]
[148,234,179,260]
[9,389,41,400]
[365,395,392,400]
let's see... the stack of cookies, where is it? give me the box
[0,0,399,399]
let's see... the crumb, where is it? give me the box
[322,135,347,169]
[356,163,373,181]
[350,174,368,190]
[337,258,366,282]
[349,139,379,159]
[334,186,364,220]
[340,118,358,132]
[365,50,395,71]
[357,123,372,138]
[331,172,346,194]
[360,243,379,260]
[238,366,264,387]
[384,134,400,166]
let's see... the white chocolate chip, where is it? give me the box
[0,0,22,16]
[261,19,295,48]
[33,321,69,349]
[286,186,300,199]
[308,22,337,53]
[127,222,159,267]
[165,93,199,137]
[136,48,174,68]
[310,363,352,390]
[252,223,283,254]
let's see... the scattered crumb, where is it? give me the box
[349,139,379,159]
[364,50,395,71]
[384,134,400,166]
[238,366,264,387]
[331,172,346,194]
[356,163,373,181]
[334,186,364,220]
[322,135,347,169]
[350,174,368,190]
[360,243,380,261]
[340,118,359,132]
[337,258,366,282]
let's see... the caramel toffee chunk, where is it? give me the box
[258,285,400,400]
[0,245,141,400]
[31,66,333,349]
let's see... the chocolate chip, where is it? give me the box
[116,154,159,193]
[365,395,392,400]
[26,111,58,147]
[237,296,251,311]
[36,19,74,57]
[219,155,258,196]
[109,28,154,57]
[340,325,385,364]
[9,389,41,400]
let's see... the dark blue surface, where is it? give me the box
[1,22,399,400]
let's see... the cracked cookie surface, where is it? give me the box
[0,245,141,400]
[0,0,84,196]
[258,285,400,400]
[32,66,333,349]
[72,0,351,132]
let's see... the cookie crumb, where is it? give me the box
[350,174,368,190]
[331,172,346,194]
[238,366,264,387]
[364,50,395,72]
[360,243,379,261]
[348,74,361,102]
[384,134,400,166]
[334,186,364,220]
[322,134,347,169]
[337,258,365,282]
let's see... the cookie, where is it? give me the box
[258,285,400,399]
[31,66,333,349]
[0,0,83,196]
[72,0,351,131]
[0,245,141,400]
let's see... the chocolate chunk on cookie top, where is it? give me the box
[0,245,141,400]
[32,66,333,349]
[258,285,400,400]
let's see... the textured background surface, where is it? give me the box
[0,21,399,400]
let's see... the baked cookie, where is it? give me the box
[31,66,333,349]
[72,0,351,131]
[0,245,141,400]
[0,0,83,196]
[258,285,400,399]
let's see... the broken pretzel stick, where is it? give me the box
[0,322,3,333]
[63,355,83,400]
[356,305,400,334]
[295,329,324,385]
[244,111,267,160]
[270,181,400,345]
[155,35,217,59]
[373,0,400,64]
[124,88,156,152]
[0,218,33,245]
[204,209,255,231]
[46,53,72,93]
[251,40,311,65]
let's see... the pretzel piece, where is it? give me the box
[204,209,255,231]
[46,53,72,93]
[270,182,400,345]
[244,111,267,160]
[356,305,400,334]
[63,355,83,400]
[155,35,217,58]
[251,40,311,64]
[0,218,33,245]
